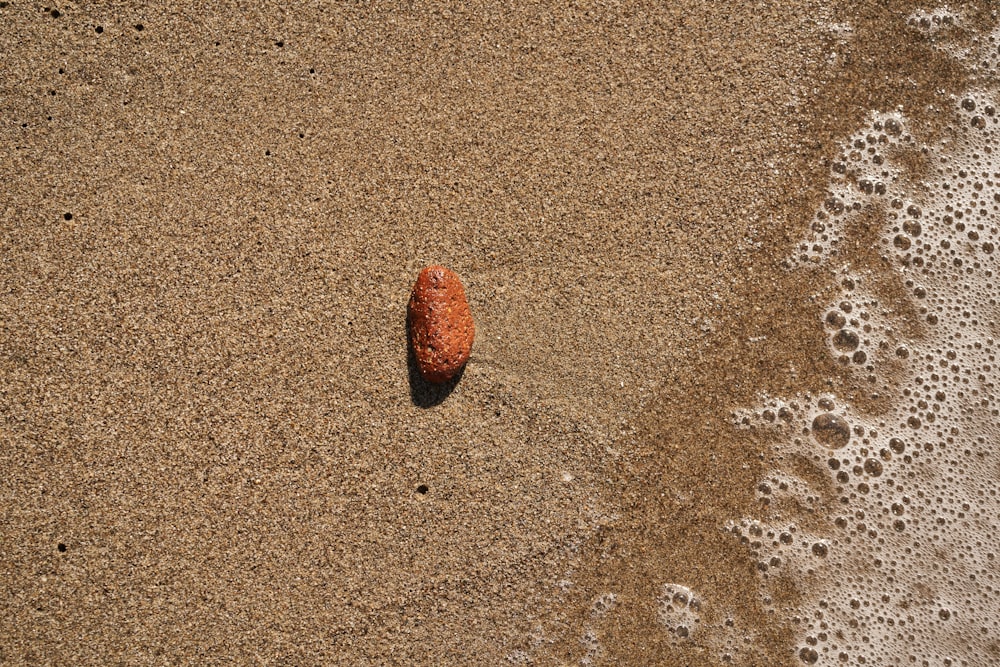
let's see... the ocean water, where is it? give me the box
[727,14,1000,666]
[527,7,1000,666]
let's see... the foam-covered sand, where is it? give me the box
[1,2,995,665]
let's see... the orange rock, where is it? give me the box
[407,266,475,384]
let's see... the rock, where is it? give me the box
[407,265,475,384]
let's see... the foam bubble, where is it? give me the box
[657,583,702,641]
[907,7,960,38]
[590,592,617,618]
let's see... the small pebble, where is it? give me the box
[408,265,474,384]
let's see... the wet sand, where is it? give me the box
[0,1,992,664]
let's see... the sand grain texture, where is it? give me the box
[0,1,991,664]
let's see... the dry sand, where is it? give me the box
[0,1,991,664]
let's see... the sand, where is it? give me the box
[0,1,992,665]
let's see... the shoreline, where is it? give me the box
[1,2,994,664]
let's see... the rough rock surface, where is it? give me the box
[408,266,475,384]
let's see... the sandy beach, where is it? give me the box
[2,1,995,664]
